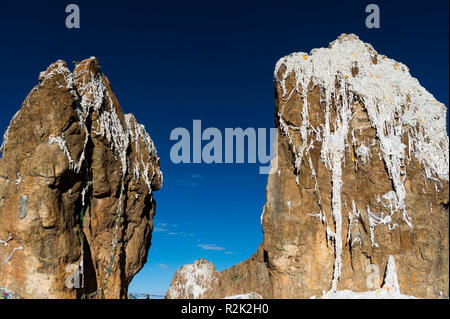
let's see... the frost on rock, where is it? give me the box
[125,114,162,193]
[317,288,417,299]
[223,292,263,299]
[317,255,413,299]
[33,57,161,190]
[48,135,78,170]
[14,172,21,189]
[0,234,13,247]
[0,57,162,299]
[166,259,218,299]
[383,255,400,292]
[81,182,92,208]
[275,33,449,293]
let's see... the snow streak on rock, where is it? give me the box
[317,255,414,299]
[25,57,161,186]
[166,259,218,299]
[275,33,449,292]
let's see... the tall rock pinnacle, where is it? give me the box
[167,34,449,299]
[0,57,162,298]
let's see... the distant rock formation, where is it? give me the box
[0,57,162,298]
[167,34,449,299]
[167,259,221,299]
[166,246,272,298]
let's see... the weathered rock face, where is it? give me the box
[166,259,221,299]
[0,57,162,299]
[167,34,449,299]
[166,246,272,299]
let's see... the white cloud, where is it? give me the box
[154,222,169,232]
[154,222,195,238]
[198,244,225,251]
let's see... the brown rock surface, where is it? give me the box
[0,57,162,298]
[167,34,449,299]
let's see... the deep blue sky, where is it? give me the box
[0,1,448,296]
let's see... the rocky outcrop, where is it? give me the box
[166,246,272,299]
[0,57,162,298]
[166,259,221,299]
[167,34,449,299]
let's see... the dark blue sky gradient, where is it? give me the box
[0,1,448,295]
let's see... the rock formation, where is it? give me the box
[167,34,449,299]
[166,245,272,299]
[0,57,162,298]
[166,259,221,299]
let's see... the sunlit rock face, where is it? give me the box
[167,34,449,299]
[0,57,162,299]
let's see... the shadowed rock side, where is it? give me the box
[167,34,449,299]
[0,57,162,299]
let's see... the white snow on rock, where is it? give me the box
[383,255,400,292]
[25,58,161,188]
[275,33,449,293]
[317,288,417,299]
[125,113,162,193]
[313,255,417,299]
[14,172,21,189]
[223,292,263,299]
[166,260,218,299]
